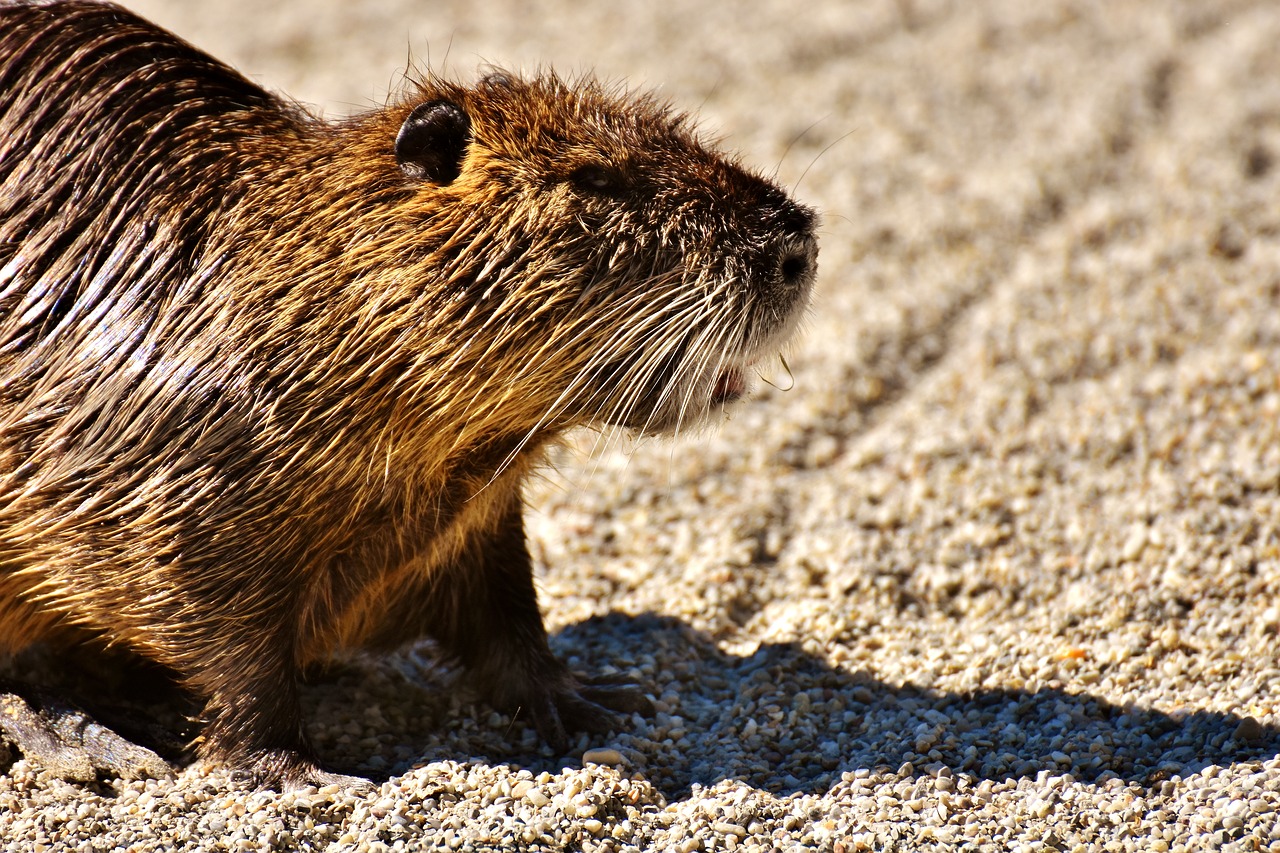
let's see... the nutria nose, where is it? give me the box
[776,231,818,291]
[779,239,816,286]
[772,200,818,287]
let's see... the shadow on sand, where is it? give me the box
[335,611,1279,801]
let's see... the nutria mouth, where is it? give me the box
[711,366,747,404]
[711,368,747,405]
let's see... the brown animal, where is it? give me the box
[0,1,817,788]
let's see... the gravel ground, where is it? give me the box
[4,0,1280,850]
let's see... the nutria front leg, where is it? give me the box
[435,496,654,751]
[191,639,371,792]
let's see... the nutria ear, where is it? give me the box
[396,100,471,185]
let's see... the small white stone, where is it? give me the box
[582,748,626,766]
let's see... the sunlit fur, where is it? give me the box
[0,1,816,784]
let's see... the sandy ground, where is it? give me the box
[3,0,1280,850]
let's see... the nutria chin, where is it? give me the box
[0,0,817,789]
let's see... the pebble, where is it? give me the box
[1233,717,1265,744]
[583,748,626,766]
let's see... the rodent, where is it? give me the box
[0,0,817,788]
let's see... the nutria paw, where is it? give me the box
[234,749,376,794]
[0,690,172,781]
[518,672,656,754]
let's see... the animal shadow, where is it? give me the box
[318,612,1280,801]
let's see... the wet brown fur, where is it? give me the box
[0,1,816,785]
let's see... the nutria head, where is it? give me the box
[366,71,818,439]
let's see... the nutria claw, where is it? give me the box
[579,676,658,715]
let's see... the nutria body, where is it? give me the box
[0,1,817,787]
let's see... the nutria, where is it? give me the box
[0,0,817,788]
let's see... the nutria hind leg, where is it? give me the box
[435,498,655,752]
[0,645,190,781]
[0,685,174,781]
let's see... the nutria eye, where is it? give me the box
[570,165,625,195]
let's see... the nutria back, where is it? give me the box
[0,0,816,787]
